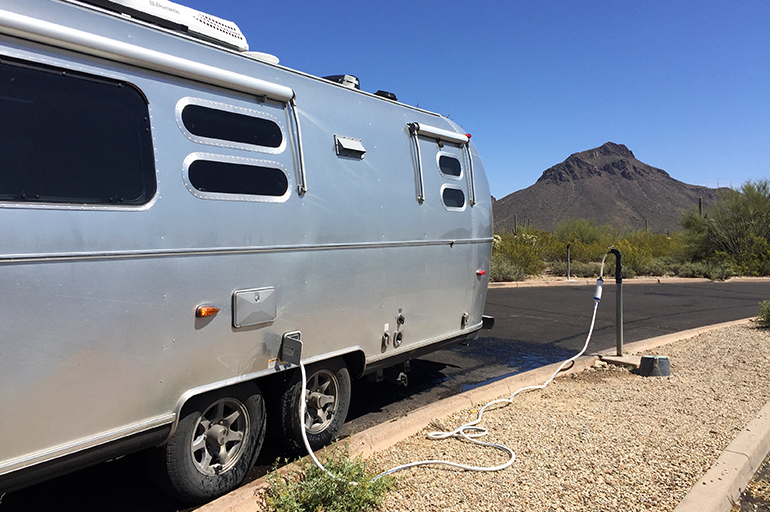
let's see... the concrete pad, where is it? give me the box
[600,354,641,368]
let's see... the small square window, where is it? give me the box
[439,155,462,178]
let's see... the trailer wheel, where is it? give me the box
[147,383,266,504]
[280,358,351,453]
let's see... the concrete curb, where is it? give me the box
[674,401,770,512]
[196,317,762,512]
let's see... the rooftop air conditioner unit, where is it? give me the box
[96,0,249,51]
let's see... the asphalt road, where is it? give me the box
[2,279,767,511]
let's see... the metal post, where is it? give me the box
[609,248,623,356]
[566,243,571,280]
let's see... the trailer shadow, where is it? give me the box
[0,452,192,512]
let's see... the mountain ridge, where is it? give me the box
[493,142,725,233]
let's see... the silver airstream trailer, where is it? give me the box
[0,0,493,502]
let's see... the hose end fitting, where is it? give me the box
[594,277,604,302]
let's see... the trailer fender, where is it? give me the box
[165,347,366,443]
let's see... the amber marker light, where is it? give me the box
[196,306,220,318]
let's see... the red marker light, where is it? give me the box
[465,133,472,139]
[476,269,487,276]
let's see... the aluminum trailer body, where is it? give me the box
[0,0,493,501]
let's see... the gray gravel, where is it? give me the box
[371,323,770,511]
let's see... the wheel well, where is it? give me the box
[341,350,365,380]
[177,380,261,417]
[170,350,365,442]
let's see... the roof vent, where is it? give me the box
[244,51,280,65]
[87,0,249,51]
[323,74,360,90]
[374,90,397,101]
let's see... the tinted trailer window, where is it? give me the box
[0,58,155,206]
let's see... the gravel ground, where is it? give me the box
[371,323,770,511]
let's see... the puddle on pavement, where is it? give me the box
[461,344,578,392]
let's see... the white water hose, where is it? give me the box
[298,252,612,484]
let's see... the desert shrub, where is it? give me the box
[548,260,603,278]
[493,229,545,277]
[670,261,704,278]
[550,219,613,263]
[533,230,564,261]
[621,230,686,259]
[553,218,610,245]
[758,301,770,328]
[670,260,735,281]
[682,180,770,276]
[640,257,670,276]
[490,252,527,282]
[567,240,609,263]
[611,239,652,277]
[265,444,395,512]
[726,235,770,276]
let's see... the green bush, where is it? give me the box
[682,180,770,276]
[727,235,770,276]
[553,218,611,246]
[612,239,652,277]
[490,251,528,282]
[493,229,546,278]
[640,257,669,276]
[550,219,613,263]
[758,301,770,328]
[670,260,735,281]
[548,260,602,278]
[491,188,770,280]
[265,444,395,512]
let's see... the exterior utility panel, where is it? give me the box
[0,0,493,502]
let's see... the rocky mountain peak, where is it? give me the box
[493,143,725,233]
[537,141,668,184]
[574,141,634,160]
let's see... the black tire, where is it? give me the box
[279,358,351,454]
[146,383,266,504]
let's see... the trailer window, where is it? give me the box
[188,159,288,197]
[441,186,466,210]
[439,155,462,178]
[181,103,283,149]
[0,57,155,205]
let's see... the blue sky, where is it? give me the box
[182,0,769,199]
